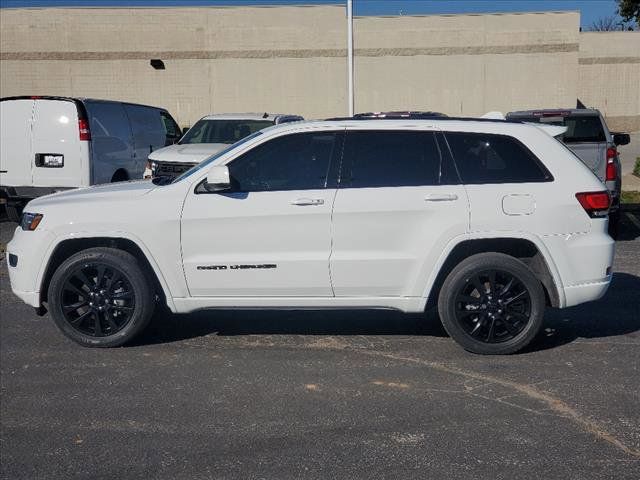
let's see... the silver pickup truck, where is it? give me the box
[506,109,630,236]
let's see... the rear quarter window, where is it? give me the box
[445,132,552,184]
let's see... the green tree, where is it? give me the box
[617,0,640,26]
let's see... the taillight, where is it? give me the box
[605,147,617,181]
[575,191,610,218]
[78,118,91,141]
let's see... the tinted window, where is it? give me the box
[180,119,274,144]
[160,112,181,140]
[228,132,339,192]
[342,131,441,188]
[445,132,551,184]
[512,115,605,143]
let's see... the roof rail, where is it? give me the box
[325,113,522,124]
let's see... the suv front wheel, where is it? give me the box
[438,253,546,355]
[48,247,155,347]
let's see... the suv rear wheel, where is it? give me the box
[48,247,155,347]
[438,253,545,354]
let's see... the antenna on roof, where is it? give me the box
[576,99,587,109]
[262,112,269,118]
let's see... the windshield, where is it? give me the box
[170,131,263,184]
[179,119,273,144]
[516,115,606,144]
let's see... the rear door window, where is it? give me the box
[445,132,552,184]
[341,130,443,188]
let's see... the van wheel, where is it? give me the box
[48,247,155,347]
[5,203,23,223]
[437,253,545,355]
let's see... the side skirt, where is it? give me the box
[171,296,427,314]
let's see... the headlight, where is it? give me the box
[144,161,158,179]
[20,212,44,231]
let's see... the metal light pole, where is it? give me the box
[347,0,354,116]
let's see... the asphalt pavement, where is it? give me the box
[1,218,639,480]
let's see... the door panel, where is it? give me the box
[331,185,469,296]
[330,130,469,297]
[181,130,342,297]
[181,189,336,296]
[0,99,34,187]
[31,100,81,188]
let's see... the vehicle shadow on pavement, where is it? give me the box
[525,272,640,352]
[134,272,640,352]
[617,205,640,241]
[134,308,449,346]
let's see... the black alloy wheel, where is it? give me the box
[49,247,155,347]
[60,263,136,337]
[438,252,546,355]
[454,269,532,344]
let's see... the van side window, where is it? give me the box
[160,112,181,142]
[342,131,441,188]
[445,132,552,184]
[228,132,339,192]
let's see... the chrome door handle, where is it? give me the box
[290,198,324,206]
[425,193,458,202]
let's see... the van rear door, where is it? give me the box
[0,98,35,187]
[31,99,83,188]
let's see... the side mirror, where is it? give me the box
[205,165,231,192]
[613,132,630,146]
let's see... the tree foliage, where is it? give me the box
[617,0,640,25]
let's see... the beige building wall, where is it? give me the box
[0,5,348,125]
[0,6,638,132]
[354,11,580,116]
[578,31,640,132]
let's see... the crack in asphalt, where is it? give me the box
[353,348,640,460]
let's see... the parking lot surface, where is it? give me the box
[1,218,639,480]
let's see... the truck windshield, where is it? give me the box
[179,119,273,144]
[170,131,263,184]
[517,115,606,143]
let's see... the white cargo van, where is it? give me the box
[0,96,181,221]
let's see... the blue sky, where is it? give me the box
[0,0,624,29]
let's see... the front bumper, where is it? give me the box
[6,227,56,308]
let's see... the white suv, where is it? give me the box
[6,118,615,354]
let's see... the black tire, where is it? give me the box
[5,203,23,223]
[111,169,129,183]
[48,247,155,347]
[437,252,546,355]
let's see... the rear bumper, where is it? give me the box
[564,278,611,308]
[543,222,615,308]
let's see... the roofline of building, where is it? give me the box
[0,3,580,21]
